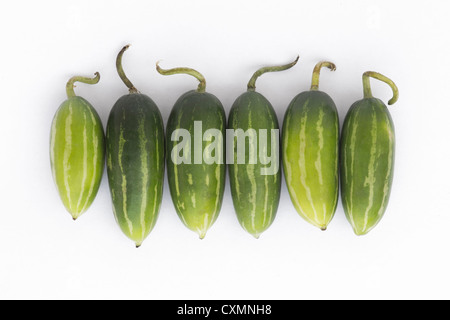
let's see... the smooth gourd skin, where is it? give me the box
[282,90,339,230]
[228,91,281,238]
[166,90,226,239]
[50,96,105,219]
[106,93,165,246]
[340,97,395,235]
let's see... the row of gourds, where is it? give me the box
[50,45,399,247]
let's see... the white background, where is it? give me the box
[1,0,449,300]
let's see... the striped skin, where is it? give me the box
[50,96,105,220]
[282,91,339,230]
[106,94,165,247]
[340,98,395,235]
[166,90,226,239]
[228,91,281,238]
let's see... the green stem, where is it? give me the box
[66,72,100,98]
[310,61,336,91]
[116,44,139,94]
[156,61,206,93]
[247,56,299,91]
[363,71,399,105]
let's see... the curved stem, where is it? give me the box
[247,56,299,91]
[116,44,139,94]
[310,61,336,91]
[363,71,399,105]
[156,61,206,93]
[65,72,100,98]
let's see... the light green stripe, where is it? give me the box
[362,109,378,233]
[191,193,196,208]
[263,164,269,227]
[284,109,307,217]
[331,112,339,215]
[63,101,73,209]
[263,102,274,227]
[75,111,88,213]
[80,105,99,213]
[139,116,149,242]
[173,109,183,197]
[314,108,325,186]
[347,108,360,230]
[154,113,160,172]
[118,124,132,234]
[247,108,257,232]
[232,112,241,201]
[152,183,159,230]
[298,100,319,222]
[377,113,394,218]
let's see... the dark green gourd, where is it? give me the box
[106,45,165,247]
[228,57,298,238]
[340,71,398,235]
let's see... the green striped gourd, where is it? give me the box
[340,71,398,235]
[282,61,339,230]
[157,62,226,239]
[106,45,165,247]
[228,57,298,238]
[50,72,105,220]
